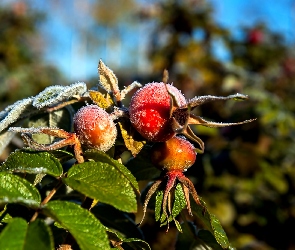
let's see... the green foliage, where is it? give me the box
[44,201,110,250]
[1,1,294,249]
[63,152,137,212]
[0,150,63,177]
[0,217,54,250]
[0,58,234,249]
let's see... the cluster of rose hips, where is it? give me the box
[11,64,254,230]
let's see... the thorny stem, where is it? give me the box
[30,178,64,222]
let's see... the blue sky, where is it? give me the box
[2,0,294,81]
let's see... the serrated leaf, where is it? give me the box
[63,157,137,212]
[0,172,41,207]
[118,121,146,157]
[155,189,163,222]
[172,183,187,218]
[98,60,118,93]
[190,197,230,249]
[33,82,87,109]
[89,90,114,110]
[197,230,225,250]
[84,150,139,193]
[126,147,161,181]
[44,201,110,250]
[154,184,186,228]
[0,150,63,177]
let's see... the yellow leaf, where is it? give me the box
[118,121,146,157]
[89,90,114,110]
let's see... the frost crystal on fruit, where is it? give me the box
[129,82,186,142]
[73,105,117,152]
[129,79,256,153]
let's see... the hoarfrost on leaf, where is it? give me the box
[33,82,87,109]
[0,97,33,133]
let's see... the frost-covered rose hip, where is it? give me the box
[140,136,203,231]
[129,81,255,152]
[129,82,186,142]
[73,105,117,152]
[151,136,196,172]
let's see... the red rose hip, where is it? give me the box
[73,105,117,152]
[129,82,186,142]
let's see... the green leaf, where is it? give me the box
[63,157,137,212]
[190,197,230,249]
[0,218,53,250]
[0,150,63,177]
[44,200,110,250]
[24,219,54,250]
[0,217,27,250]
[155,189,164,222]
[0,172,41,207]
[85,150,139,192]
[126,147,161,181]
[155,184,186,228]
[172,183,187,218]
[197,230,226,250]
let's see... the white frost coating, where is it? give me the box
[73,105,117,152]
[129,82,186,141]
[0,97,33,133]
[33,82,87,109]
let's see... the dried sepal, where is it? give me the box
[120,81,142,100]
[9,127,84,163]
[185,93,250,110]
[188,114,257,128]
[181,126,205,154]
[139,170,205,232]
[139,179,162,225]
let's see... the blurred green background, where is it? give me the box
[1,0,295,249]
